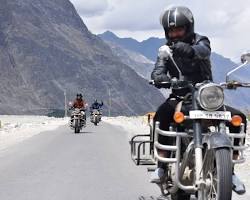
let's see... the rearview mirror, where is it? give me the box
[241,52,250,63]
[226,52,250,82]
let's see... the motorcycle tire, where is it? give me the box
[203,148,232,200]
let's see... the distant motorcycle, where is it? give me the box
[90,109,102,126]
[70,108,86,133]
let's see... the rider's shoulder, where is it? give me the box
[194,33,210,44]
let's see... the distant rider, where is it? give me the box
[72,93,87,110]
[90,99,103,113]
[71,93,87,120]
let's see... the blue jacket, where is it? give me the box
[91,102,103,110]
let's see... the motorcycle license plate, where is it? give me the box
[189,110,231,120]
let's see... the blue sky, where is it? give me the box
[70,0,250,61]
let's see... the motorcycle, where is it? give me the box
[90,109,102,126]
[147,47,250,200]
[70,108,86,133]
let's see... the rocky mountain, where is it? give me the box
[102,40,154,79]
[0,0,165,116]
[99,31,165,61]
[99,31,250,110]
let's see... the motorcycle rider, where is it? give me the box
[71,93,87,120]
[90,99,103,112]
[72,93,86,109]
[150,6,246,194]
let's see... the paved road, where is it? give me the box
[0,122,159,200]
[0,120,248,200]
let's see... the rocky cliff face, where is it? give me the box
[103,40,154,79]
[0,0,164,115]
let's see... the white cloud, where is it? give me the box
[71,0,250,59]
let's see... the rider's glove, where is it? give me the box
[172,42,194,58]
[153,76,171,89]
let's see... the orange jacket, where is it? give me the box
[73,99,86,109]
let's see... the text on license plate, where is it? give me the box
[189,110,231,120]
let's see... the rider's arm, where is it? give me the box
[81,100,86,110]
[192,36,211,60]
[72,101,77,108]
[151,45,170,82]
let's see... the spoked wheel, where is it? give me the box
[203,148,232,200]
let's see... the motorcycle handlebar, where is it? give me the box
[220,81,250,89]
[149,79,191,89]
[149,80,171,88]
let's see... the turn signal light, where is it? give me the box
[231,115,242,127]
[174,112,185,124]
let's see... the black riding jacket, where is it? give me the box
[151,34,213,90]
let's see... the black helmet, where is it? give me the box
[76,93,82,99]
[160,6,194,43]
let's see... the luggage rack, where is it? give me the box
[130,114,156,166]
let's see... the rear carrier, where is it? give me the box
[130,114,156,165]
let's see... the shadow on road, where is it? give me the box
[77,131,93,134]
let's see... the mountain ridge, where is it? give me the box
[0,0,165,115]
[99,31,250,110]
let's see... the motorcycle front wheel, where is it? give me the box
[74,119,80,133]
[203,148,232,200]
[94,116,98,126]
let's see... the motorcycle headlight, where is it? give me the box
[197,83,224,111]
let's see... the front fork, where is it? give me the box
[192,91,206,198]
[192,96,229,199]
[193,120,205,197]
